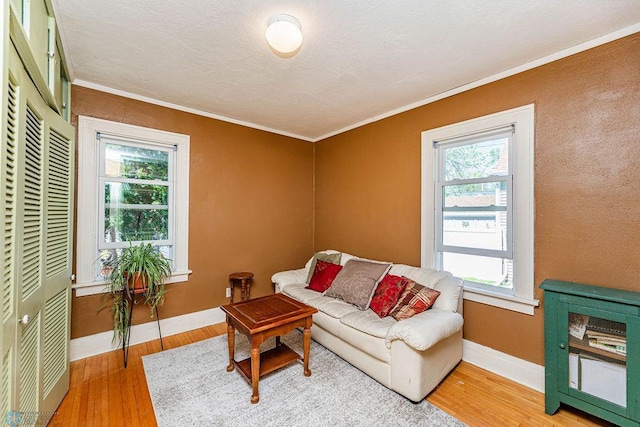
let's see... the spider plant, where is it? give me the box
[102,242,172,344]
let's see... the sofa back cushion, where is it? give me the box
[388,264,449,287]
[324,259,391,310]
[305,250,344,269]
[305,250,386,269]
[306,253,463,313]
[389,264,462,313]
[432,275,463,312]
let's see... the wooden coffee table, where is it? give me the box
[220,293,318,403]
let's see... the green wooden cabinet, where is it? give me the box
[541,279,640,426]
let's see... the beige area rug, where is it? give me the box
[142,331,466,426]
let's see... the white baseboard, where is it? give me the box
[70,309,545,394]
[462,338,544,393]
[70,307,226,361]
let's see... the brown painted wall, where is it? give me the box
[314,34,640,364]
[70,87,314,338]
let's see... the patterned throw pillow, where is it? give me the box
[324,259,391,310]
[306,252,342,283]
[369,274,407,318]
[306,260,343,292]
[390,277,441,321]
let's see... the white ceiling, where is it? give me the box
[52,1,640,141]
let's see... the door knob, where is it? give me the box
[559,342,566,349]
[18,314,30,325]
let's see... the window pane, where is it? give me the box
[104,207,168,243]
[105,143,169,180]
[104,181,169,242]
[105,182,169,206]
[443,137,508,181]
[442,211,507,251]
[98,245,173,279]
[443,181,506,208]
[442,252,513,289]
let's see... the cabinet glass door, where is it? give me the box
[567,311,627,408]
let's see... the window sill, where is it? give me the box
[72,270,192,297]
[463,286,539,315]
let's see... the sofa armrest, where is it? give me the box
[271,268,308,292]
[385,309,463,351]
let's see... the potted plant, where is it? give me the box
[102,242,172,345]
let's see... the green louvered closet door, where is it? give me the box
[1,49,19,420]
[2,42,74,420]
[40,81,74,417]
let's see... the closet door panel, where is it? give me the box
[15,56,46,416]
[0,47,20,419]
[41,98,73,414]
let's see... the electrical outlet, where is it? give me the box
[225,287,231,298]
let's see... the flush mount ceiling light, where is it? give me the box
[265,14,303,57]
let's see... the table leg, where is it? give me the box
[226,323,235,372]
[303,322,312,377]
[250,345,260,403]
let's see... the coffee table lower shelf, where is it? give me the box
[234,343,301,382]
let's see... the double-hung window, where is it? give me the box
[435,127,513,291]
[75,117,190,296]
[98,136,174,275]
[421,105,538,314]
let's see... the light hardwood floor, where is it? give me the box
[50,324,612,426]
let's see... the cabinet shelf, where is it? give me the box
[569,336,626,363]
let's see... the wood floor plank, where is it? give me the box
[51,323,615,426]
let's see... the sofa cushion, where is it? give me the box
[432,275,463,312]
[304,249,343,269]
[390,280,440,321]
[312,312,392,362]
[305,252,342,283]
[271,268,307,292]
[282,284,326,305]
[340,310,397,339]
[306,260,342,292]
[325,259,391,310]
[388,264,450,288]
[389,265,462,312]
[307,295,360,319]
[369,274,407,318]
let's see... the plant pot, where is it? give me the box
[127,272,149,294]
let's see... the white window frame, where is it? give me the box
[75,116,191,296]
[421,105,538,315]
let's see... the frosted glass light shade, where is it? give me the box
[266,14,303,55]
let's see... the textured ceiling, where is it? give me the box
[52,0,640,141]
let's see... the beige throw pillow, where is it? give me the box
[306,252,342,283]
[324,259,391,310]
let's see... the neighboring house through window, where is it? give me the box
[421,105,538,314]
[75,117,190,296]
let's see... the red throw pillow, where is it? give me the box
[306,259,343,292]
[390,277,441,321]
[369,274,407,318]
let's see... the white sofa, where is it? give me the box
[271,250,464,402]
